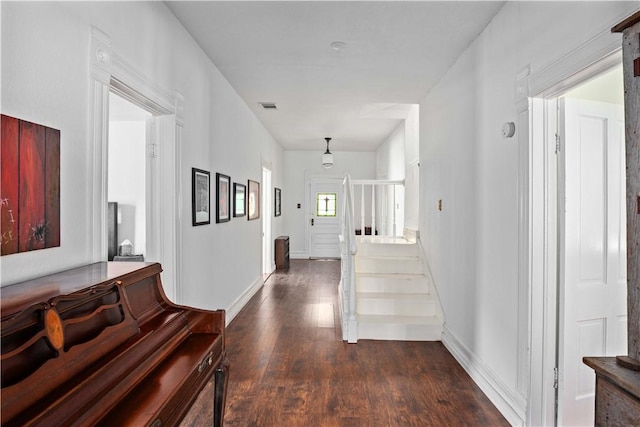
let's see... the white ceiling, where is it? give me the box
[165,1,506,152]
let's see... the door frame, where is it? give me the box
[89,28,184,302]
[262,165,272,276]
[304,171,344,258]
[527,44,623,425]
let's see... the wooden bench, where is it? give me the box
[1,262,228,426]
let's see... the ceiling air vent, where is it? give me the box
[259,102,277,110]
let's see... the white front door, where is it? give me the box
[559,97,627,426]
[309,180,342,258]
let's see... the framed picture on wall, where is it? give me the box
[233,182,246,217]
[1,114,61,255]
[274,187,281,217]
[192,168,210,226]
[248,179,260,221]
[216,173,231,223]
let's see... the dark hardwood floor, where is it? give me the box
[183,259,509,427]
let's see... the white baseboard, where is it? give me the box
[442,326,526,427]
[225,277,264,325]
[290,251,309,259]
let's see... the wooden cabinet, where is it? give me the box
[583,358,640,426]
[275,236,289,270]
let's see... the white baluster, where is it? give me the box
[371,185,375,236]
[381,185,387,236]
[360,184,365,235]
[392,184,397,237]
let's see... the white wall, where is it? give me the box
[0,2,284,318]
[404,106,420,230]
[375,104,420,234]
[419,1,638,424]
[283,151,376,257]
[376,124,405,236]
[376,125,405,180]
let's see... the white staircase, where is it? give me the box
[354,235,443,341]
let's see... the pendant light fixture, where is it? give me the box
[322,137,334,169]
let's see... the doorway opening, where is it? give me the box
[555,65,626,427]
[107,92,151,261]
[534,63,626,426]
[90,30,182,303]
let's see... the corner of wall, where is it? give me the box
[225,276,264,326]
[442,327,527,426]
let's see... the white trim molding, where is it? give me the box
[529,12,629,98]
[442,327,526,426]
[225,277,264,326]
[290,251,310,259]
[515,65,532,404]
[89,27,184,302]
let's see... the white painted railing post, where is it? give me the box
[371,185,375,236]
[360,184,365,235]
[392,184,397,237]
[381,186,387,236]
[339,174,358,343]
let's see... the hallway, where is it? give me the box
[200,259,509,426]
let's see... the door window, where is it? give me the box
[316,193,336,217]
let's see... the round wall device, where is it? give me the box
[502,122,516,138]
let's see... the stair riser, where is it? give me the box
[357,243,419,257]
[355,258,423,274]
[357,298,436,316]
[357,322,442,341]
[356,276,429,293]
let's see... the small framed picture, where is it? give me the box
[234,182,246,217]
[274,187,281,217]
[216,173,231,223]
[192,168,210,226]
[248,179,260,221]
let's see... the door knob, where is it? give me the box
[311,218,314,226]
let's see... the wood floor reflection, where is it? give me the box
[186,259,509,427]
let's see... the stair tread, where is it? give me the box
[357,237,415,244]
[358,314,442,325]
[356,272,428,279]
[356,292,433,300]
[356,255,420,260]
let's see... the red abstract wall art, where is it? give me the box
[1,114,60,255]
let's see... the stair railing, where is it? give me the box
[340,174,358,343]
[340,175,406,342]
[351,179,404,237]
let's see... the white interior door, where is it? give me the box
[309,180,341,258]
[559,97,627,426]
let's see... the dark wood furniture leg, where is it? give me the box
[214,354,230,427]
